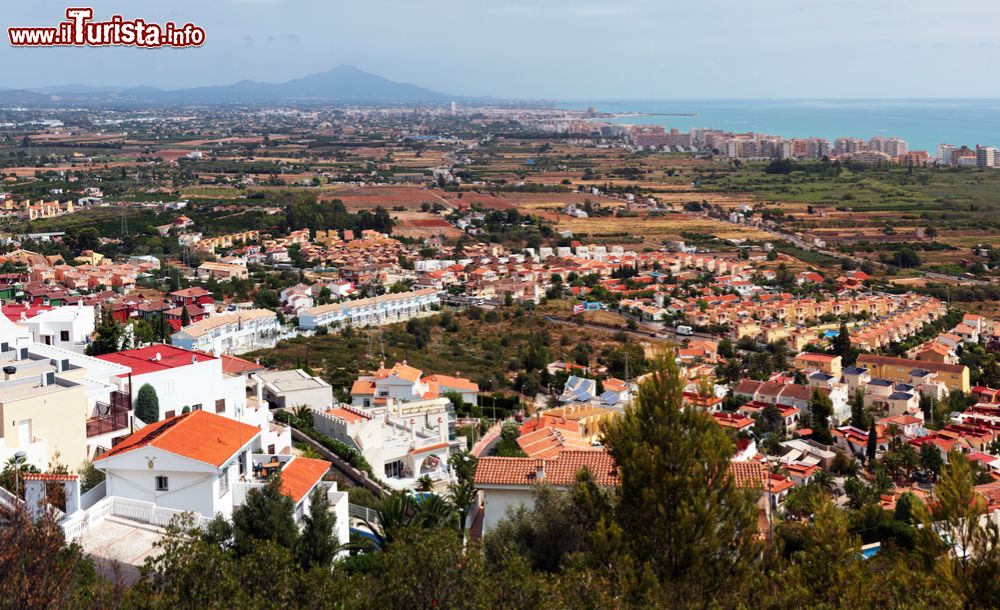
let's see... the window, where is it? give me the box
[192,404,202,411]
[267,444,275,454]
[155,476,169,491]
[384,460,404,478]
[238,451,247,476]
[164,410,176,419]
[215,399,226,413]
[60,330,70,342]
[218,470,229,497]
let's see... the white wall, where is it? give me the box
[130,359,245,421]
[480,486,534,532]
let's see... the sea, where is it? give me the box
[559,99,1000,153]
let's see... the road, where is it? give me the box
[539,314,716,343]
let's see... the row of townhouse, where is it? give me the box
[28,260,159,293]
[297,288,440,330]
[171,308,281,355]
[691,292,924,329]
[852,299,948,351]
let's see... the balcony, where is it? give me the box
[86,401,130,438]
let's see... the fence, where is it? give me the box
[348,502,379,525]
[60,495,212,541]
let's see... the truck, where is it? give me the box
[675,325,693,336]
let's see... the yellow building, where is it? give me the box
[794,353,843,378]
[538,405,617,443]
[856,354,969,394]
[0,372,89,469]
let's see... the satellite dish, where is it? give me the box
[97,403,110,416]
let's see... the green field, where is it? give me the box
[699,163,1000,228]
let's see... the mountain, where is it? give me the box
[17,66,455,105]
[160,65,453,103]
[0,89,54,105]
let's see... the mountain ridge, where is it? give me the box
[0,65,456,105]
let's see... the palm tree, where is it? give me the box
[811,470,835,493]
[361,491,415,549]
[415,474,434,492]
[448,479,477,541]
[360,491,456,550]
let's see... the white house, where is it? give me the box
[256,369,333,411]
[96,344,288,454]
[62,410,350,547]
[18,303,95,354]
[349,361,478,409]
[313,403,452,490]
[473,450,618,532]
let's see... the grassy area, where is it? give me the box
[700,163,1000,227]
[246,308,635,395]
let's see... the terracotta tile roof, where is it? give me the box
[474,449,617,487]
[23,473,78,481]
[351,379,376,395]
[220,354,265,376]
[384,362,422,383]
[279,457,330,503]
[857,353,967,375]
[95,410,260,467]
[409,441,450,454]
[326,406,369,423]
[516,426,591,459]
[729,460,767,489]
[423,374,479,393]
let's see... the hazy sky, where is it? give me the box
[2,0,998,99]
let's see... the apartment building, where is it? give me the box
[856,354,969,394]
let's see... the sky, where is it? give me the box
[2,0,999,100]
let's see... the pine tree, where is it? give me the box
[866,420,878,464]
[851,391,868,430]
[601,352,761,606]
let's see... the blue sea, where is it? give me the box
[559,99,1000,153]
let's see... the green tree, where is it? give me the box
[135,383,160,424]
[920,442,944,480]
[831,321,851,361]
[866,420,878,464]
[850,390,869,430]
[809,388,834,445]
[231,476,299,558]
[86,307,125,356]
[600,352,761,606]
[915,452,1000,607]
[296,486,339,569]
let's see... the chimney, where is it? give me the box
[192,355,198,364]
[3,365,16,381]
[534,459,545,480]
[39,372,47,387]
